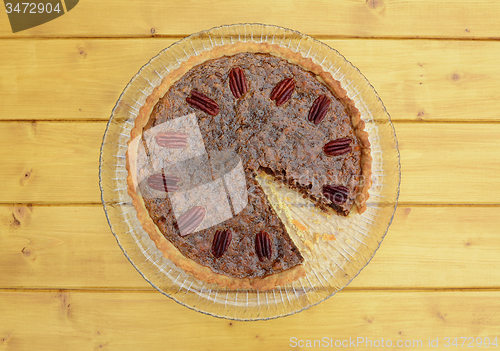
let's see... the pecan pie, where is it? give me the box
[126,42,371,290]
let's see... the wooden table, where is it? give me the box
[1,1,500,350]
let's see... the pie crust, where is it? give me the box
[126,42,371,290]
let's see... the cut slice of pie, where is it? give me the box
[126,42,371,291]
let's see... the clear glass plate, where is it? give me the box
[99,24,401,320]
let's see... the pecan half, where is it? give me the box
[155,132,189,149]
[308,95,331,124]
[177,206,205,236]
[229,67,247,99]
[323,137,352,156]
[147,173,181,192]
[186,90,220,116]
[322,185,349,205]
[270,78,295,106]
[211,229,232,258]
[255,231,272,261]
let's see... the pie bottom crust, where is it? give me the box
[126,42,371,291]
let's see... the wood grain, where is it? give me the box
[0,290,499,350]
[1,0,500,39]
[1,39,500,122]
[352,206,500,289]
[0,204,149,290]
[397,123,500,204]
[0,122,103,203]
[0,205,499,290]
[0,122,498,204]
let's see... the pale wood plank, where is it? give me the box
[397,123,500,204]
[0,122,104,203]
[0,290,499,351]
[1,39,500,122]
[0,205,150,289]
[0,39,172,122]
[0,205,499,290]
[0,122,499,204]
[1,0,500,39]
[337,39,500,123]
[351,206,500,289]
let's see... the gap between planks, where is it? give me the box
[2,119,500,124]
[1,35,500,42]
[1,203,500,207]
[1,287,500,293]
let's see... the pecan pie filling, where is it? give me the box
[130,49,371,287]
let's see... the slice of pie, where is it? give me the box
[126,42,371,291]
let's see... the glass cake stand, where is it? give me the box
[99,23,401,320]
